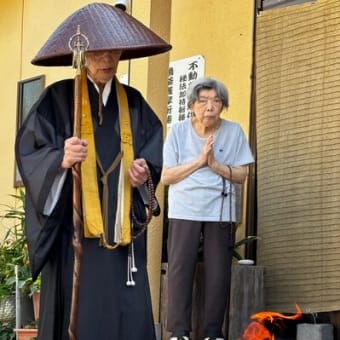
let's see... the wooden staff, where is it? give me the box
[68,26,89,340]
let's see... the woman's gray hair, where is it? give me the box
[187,77,229,108]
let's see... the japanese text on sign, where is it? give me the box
[167,55,205,127]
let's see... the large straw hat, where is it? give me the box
[31,2,171,66]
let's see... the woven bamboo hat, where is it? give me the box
[31,2,171,66]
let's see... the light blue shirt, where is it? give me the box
[163,118,254,222]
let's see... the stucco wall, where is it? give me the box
[0,1,24,222]
[170,0,254,133]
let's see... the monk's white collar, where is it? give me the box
[87,75,112,106]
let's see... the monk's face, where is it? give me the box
[86,50,122,85]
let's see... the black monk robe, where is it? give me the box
[15,78,163,340]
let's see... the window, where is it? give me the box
[258,0,315,11]
[14,75,45,187]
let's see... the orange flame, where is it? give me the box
[241,321,273,340]
[241,304,302,340]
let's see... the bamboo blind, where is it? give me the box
[256,0,340,313]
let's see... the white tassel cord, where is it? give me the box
[126,241,138,286]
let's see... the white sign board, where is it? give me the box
[167,55,205,127]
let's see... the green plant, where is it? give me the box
[0,319,15,339]
[233,235,259,261]
[0,189,40,299]
[24,319,38,329]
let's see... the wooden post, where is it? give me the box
[228,265,265,339]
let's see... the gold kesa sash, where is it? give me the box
[80,70,134,248]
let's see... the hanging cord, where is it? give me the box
[126,168,156,287]
[220,165,233,229]
[126,241,138,286]
[97,83,105,126]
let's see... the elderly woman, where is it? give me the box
[162,77,254,340]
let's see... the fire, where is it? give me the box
[241,304,302,340]
[241,321,273,340]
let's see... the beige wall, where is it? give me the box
[0,1,23,219]
[170,0,254,132]
[0,0,254,324]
